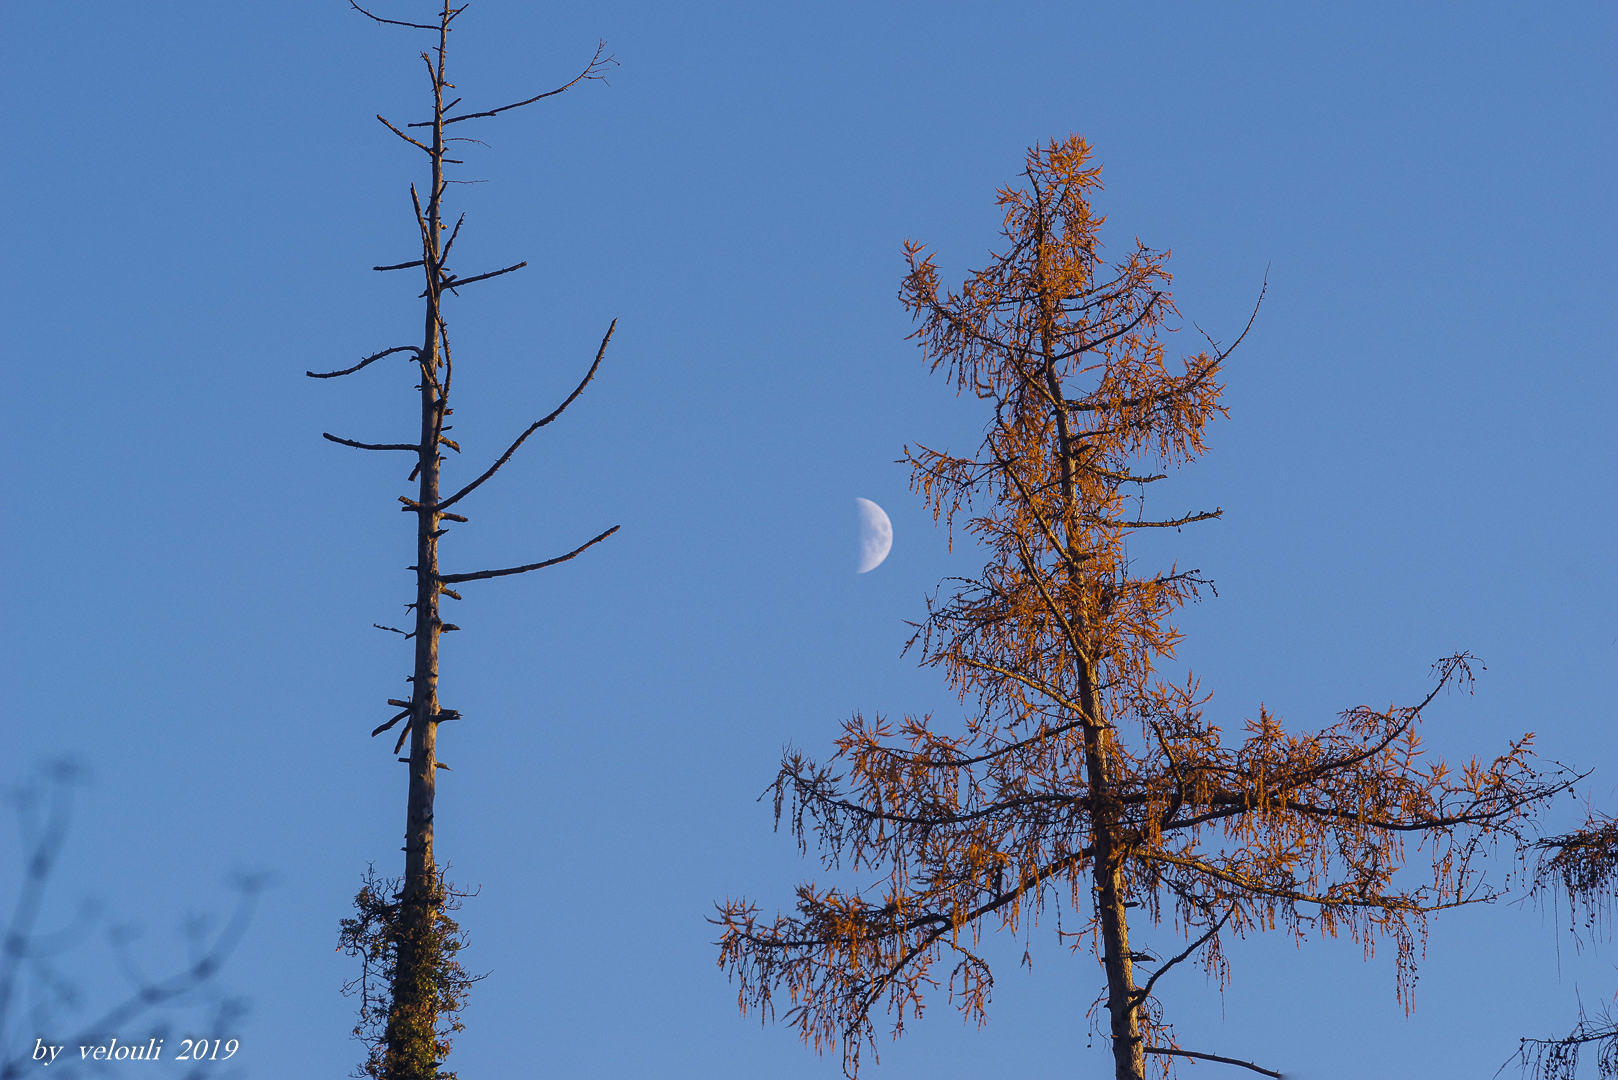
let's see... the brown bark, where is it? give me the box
[1042,235,1144,1079]
[1079,662,1144,1080]
[385,18,449,1075]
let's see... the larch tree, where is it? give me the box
[716,135,1570,1080]
[315,4,616,1079]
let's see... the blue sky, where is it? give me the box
[3,1,1614,1076]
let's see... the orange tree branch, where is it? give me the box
[1085,508,1222,529]
[950,656,1090,718]
[1139,850,1474,913]
[855,717,1090,771]
[785,773,1088,829]
[1046,292,1164,362]
[1265,791,1571,833]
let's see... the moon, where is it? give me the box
[855,498,893,574]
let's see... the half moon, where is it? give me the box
[855,498,893,574]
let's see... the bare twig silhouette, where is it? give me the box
[0,763,261,1079]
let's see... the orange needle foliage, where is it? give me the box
[716,135,1570,1080]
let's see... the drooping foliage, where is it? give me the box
[717,134,1569,1080]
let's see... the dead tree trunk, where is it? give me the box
[318,5,616,1078]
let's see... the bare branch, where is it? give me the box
[437,525,620,584]
[440,213,466,263]
[1132,906,1234,1005]
[1144,1046,1281,1078]
[409,183,432,255]
[374,260,425,272]
[324,433,421,452]
[422,260,527,297]
[438,319,616,511]
[377,113,431,153]
[372,710,412,737]
[349,1,439,30]
[860,717,1090,770]
[307,345,419,379]
[1091,466,1167,484]
[1198,271,1268,363]
[1083,508,1222,529]
[446,260,527,289]
[407,42,615,127]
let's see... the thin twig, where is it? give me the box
[1083,508,1222,529]
[349,1,438,30]
[307,345,419,379]
[1132,906,1233,1004]
[440,213,466,263]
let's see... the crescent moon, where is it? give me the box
[855,498,893,574]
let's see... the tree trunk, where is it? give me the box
[1042,264,1144,1080]
[1079,663,1144,1080]
[385,40,449,1080]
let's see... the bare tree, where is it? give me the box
[717,135,1572,1080]
[314,4,617,1078]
